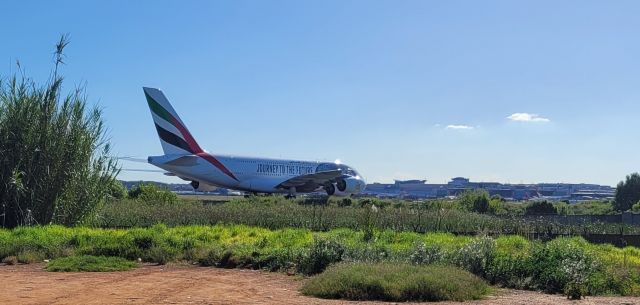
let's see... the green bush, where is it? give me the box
[453,236,496,277]
[297,237,345,275]
[525,200,557,215]
[409,242,444,265]
[614,173,640,212]
[127,183,178,205]
[301,262,489,301]
[46,255,136,272]
[458,190,490,213]
[528,239,598,296]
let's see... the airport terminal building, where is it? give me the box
[364,177,614,201]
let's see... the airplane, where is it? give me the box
[142,87,366,197]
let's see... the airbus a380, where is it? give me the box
[143,87,366,197]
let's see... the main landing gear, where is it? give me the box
[285,186,297,199]
[324,183,335,196]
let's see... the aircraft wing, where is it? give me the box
[276,169,343,191]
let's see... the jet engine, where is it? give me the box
[326,178,365,196]
[190,180,217,192]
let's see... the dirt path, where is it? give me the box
[0,264,637,305]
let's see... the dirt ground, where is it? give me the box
[0,263,637,305]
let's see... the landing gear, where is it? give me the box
[285,187,297,199]
[324,183,335,196]
[243,192,259,198]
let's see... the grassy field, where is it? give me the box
[93,197,640,236]
[1,224,639,296]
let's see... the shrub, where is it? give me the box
[524,200,557,215]
[458,190,490,213]
[196,248,224,267]
[409,242,444,265]
[46,255,136,272]
[107,180,128,200]
[297,237,345,275]
[529,239,599,296]
[147,245,177,265]
[614,173,640,212]
[17,250,45,264]
[301,262,489,301]
[338,198,352,207]
[453,236,496,277]
[127,183,177,205]
[2,256,17,265]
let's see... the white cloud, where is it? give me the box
[507,113,550,123]
[445,124,474,130]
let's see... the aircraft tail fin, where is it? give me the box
[143,87,204,155]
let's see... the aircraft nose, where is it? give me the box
[359,178,366,191]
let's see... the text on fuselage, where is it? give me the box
[256,164,314,175]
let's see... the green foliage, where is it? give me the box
[301,263,489,302]
[1,225,639,296]
[107,180,128,200]
[454,236,496,277]
[0,36,118,228]
[524,200,557,215]
[338,198,352,207]
[46,255,136,272]
[127,183,178,205]
[615,173,640,212]
[632,201,640,213]
[409,242,444,265]
[555,200,615,216]
[528,239,599,297]
[458,190,490,213]
[93,198,640,236]
[297,237,345,275]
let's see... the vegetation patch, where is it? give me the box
[301,262,489,301]
[1,225,639,297]
[46,255,137,272]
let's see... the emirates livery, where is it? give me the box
[143,87,366,197]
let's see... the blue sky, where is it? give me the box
[2,1,639,186]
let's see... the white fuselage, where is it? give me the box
[149,154,366,195]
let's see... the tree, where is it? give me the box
[524,200,557,215]
[614,173,640,212]
[128,183,177,205]
[107,180,128,200]
[458,189,490,213]
[0,35,118,227]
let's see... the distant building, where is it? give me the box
[363,177,614,202]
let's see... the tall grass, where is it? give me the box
[0,35,118,228]
[93,198,640,236]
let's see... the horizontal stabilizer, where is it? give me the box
[164,155,200,167]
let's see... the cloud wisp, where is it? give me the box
[445,124,474,130]
[507,113,550,123]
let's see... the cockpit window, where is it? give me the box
[316,163,359,177]
[316,163,338,172]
